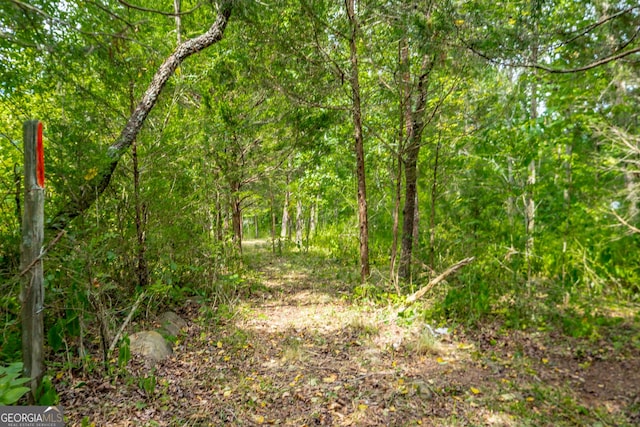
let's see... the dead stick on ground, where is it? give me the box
[107,291,147,357]
[402,256,475,308]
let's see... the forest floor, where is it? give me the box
[61,241,640,426]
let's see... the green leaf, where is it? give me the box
[0,386,30,405]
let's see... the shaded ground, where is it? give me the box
[60,243,640,426]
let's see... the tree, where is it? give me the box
[345,0,370,282]
[1,0,234,395]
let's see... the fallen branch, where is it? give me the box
[404,256,475,306]
[107,291,147,357]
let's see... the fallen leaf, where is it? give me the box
[470,387,481,395]
[322,374,337,383]
[358,403,368,411]
[254,415,265,424]
[436,357,447,364]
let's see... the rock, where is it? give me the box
[157,311,187,337]
[129,330,172,364]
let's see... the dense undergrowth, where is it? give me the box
[1,231,639,415]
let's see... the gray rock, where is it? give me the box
[129,330,172,363]
[157,311,187,337]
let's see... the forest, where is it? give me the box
[1,0,640,425]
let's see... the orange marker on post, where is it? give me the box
[36,121,45,188]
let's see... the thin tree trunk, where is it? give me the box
[216,190,223,242]
[230,184,242,253]
[254,215,259,239]
[309,196,318,238]
[398,55,432,281]
[428,138,441,271]
[130,83,149,289]
[174,0,182,45]
[389,38,409,289]
[281,188,290,240]
[270,188,276,253]
[625,166,638,220]
[49,3,232,230]
[346,0,370,282]
[14,163,21,227]
[390,152,403,289]
[412,189,419,249]
[305,197,316,252]
[525,42,538,283]
[399,143,419,281]
[507,156,515,229]
[562,143,572,283]
[295,199,303,247]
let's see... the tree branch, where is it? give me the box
[530,46,640,73]
[466,42,640,74]
[49,2,233,230]
[117,0,203,17]
[107,291,147,357]
[611,210,640,234]
[404,257,475,305]
[557,6,640,48]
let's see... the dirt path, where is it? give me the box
[61,245,640,426]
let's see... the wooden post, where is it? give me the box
[20,120,45,401]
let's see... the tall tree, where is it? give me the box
[397,0,459,281]
[345,0,371,282]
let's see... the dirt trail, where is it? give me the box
[226,248,485,426]
[61,245,640,426]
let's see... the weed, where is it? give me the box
[138,372,156,399]
[405,327,441,356]
[0,362,31,405]
[348,313,379,337]
[281,336,306,362]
